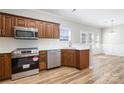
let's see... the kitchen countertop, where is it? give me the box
[0,46,90,53]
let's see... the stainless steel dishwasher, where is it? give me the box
[47,49,61,69]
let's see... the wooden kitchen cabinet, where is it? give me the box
[0,14,2,36]
[76,50,89,70]
[61,49,76,67]
[0,54,3,80]
[0,12,60,38]
[14,16,27,27]
[37,21,46,38]
[0,53,11,80]
[45,22,53,38]
[27,19,38,28]
[0,14,14,37]
[61,49,89,69]
[1,14,14,37]
[53,24,60,39]
[39,51,47,71]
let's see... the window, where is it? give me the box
[88,33,94,44]
[80,32,94,44]
[60,27,71,41]
[81,32,87,44]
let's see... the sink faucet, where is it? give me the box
[69,41,72,47]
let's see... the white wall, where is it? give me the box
[102,24,124,56]
[0,9,101,53]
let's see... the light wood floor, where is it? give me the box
[1,54,124,84]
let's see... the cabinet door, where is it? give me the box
[0,55,3,80]
[61,51,69,66]
[37,21,45,38]
[53,24,60,39]
[76,50,89,69]
[27,19,38,28]
[45,22,53,38]
[0,14,2,36]
[2,15,14,37]
[61,50,76,67]
[14,17,27,27]
[39,51,47,71]
[3,54,11,79]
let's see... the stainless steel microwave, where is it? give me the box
[14,26,38,40]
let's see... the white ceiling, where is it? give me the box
[41,9,124,28]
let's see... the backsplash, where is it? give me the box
[0,37,69,53]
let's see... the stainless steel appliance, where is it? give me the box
[11,48,39,80]
[47,50,61,69]
[14,26,38,40]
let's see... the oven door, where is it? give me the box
[12,56,39,74]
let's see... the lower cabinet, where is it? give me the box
[76,50,89,70]
[61,49,89,69]
[0,53,11,80]
[39,51,47,71]
[61,49,76,67]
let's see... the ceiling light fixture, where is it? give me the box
[72,9,76,12]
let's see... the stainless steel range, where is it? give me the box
[11,48,39,80]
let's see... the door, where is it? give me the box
[12,56,39,74]
[53,24,60,39]
[27,19,38,28]
[38,21,45,38]
[45,22,53,38]
[14,17,27,27]
[2,15,14,37]
[0,14,2,36]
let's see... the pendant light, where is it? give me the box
[110,20,117,35]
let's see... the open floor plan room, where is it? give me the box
[0,9,124,84]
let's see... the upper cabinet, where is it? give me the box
[53,24,60,39]
[0,12,60,39]
[45,23,60,39]
[45,22,53,38]
[0,14,2,36]
[27,19,38,28]
[0,14,14,37]
[14,17,27,27]
[37,21,46,38]
[2,14,14,37]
